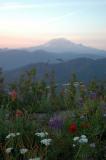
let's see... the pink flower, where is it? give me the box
[10,90,17,101]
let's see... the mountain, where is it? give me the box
[0,38,106,70]
[27,38,106,54]
[4,58,106,84]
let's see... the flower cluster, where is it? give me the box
[35,132,48,138]
[73,135,88,146]
[5,147,28,155]
[49,115,63,130]
[40,138,52,146]
[5,148,13,154]
[79,135,88,144]
[6,132,20,139]
[5,132,29,156]
[35,131,52,146]
[20,148,28,154]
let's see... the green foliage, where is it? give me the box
[89,80,98,91]
[65,75,76,110]
[0,68,106,159]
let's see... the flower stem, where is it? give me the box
[74,145,82,160]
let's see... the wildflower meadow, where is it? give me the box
[0,68,106,160]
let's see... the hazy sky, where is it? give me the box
[0,0,106,49]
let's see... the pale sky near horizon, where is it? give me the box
[0,0,106,50]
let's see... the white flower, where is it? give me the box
[5,148,13,154]
[79,138,88,144]
[29,158,40,160]
[6,133,16,139]
[35,132,48,138]
[20,148,28,154]
[16,132,20,136]
[90,143,96,148]
[40,138,52,146]
[103,114,106,117]
[81,135,86,139]
[10,133,16,137]
[6,132,21,139]
[73,144,76,147]
[74,135,88,144]
[73,137,79,141]
[80,115,85,119]
[6,135,11,139]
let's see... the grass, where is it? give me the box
[0,70,106,159]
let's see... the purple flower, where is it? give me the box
[90,92,97,100]
[78,97,83,106]
[49,115,64,130]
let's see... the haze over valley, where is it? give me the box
[0,38,106,71]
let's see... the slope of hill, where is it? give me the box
[0,38,106,70]
[4,58,106,84]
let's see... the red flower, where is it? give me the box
[69,123,77,133]
[16,109,23,118]
[10,90,17,101]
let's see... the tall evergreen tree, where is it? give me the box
[0,68,4,93]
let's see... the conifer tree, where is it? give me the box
[0,68,4,93]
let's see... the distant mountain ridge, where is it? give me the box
[27,38,106,53]
[0,38,106,70]
[4,58,106,84]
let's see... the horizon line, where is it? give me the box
[0,37,106,51]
